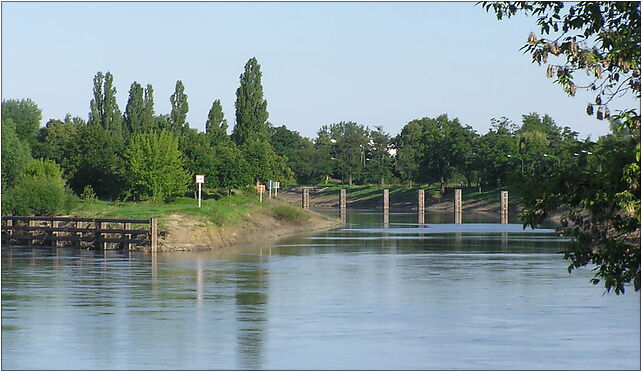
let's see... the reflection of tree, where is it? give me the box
[235,256,268,370]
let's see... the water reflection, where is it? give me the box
[1,211,639,370]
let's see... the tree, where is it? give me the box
[1,117,33,191]
[36,117,81,181]
[142,84,156,132]
[1,98,42,147]
[365,126,394,186]
[232,57,270,145]
[271,125,319,184]
[169,80,189,133]
[394,120,423,186]
[327,121,370,186]
[484,1,640,293]
[88,71,124,137]
[124,82,145,135]
[205,99,229,145]
[123,130,189,202]
[68,124,125,198]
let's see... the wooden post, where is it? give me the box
[28,220,37,246]
[454,188,462,224]
[124,222,132,251]
[418,189,425,213]
[74,221,81,248]
[340,189,347,210]
[150,218,158,253]
[5,219,13,243]
[383,189,389,211]
[383,209,389,228]
[501,190,509,224]
[52,220,62,247]
[96,221,106,249]
[302,188,310,210]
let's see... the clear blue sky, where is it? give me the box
[1,1,626,139]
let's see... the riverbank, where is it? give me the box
[68,191,341,251]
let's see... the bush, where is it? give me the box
[271,204,309,223]
[3,176,65,215]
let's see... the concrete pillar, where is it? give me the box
[302,188,310,210]
[383,209,389,228]
[150,218,158,253]
[454,189,462,224]
[383,189,389,211]
[418,189,425,213]
[501,190,509,224]
[339,189,347,210]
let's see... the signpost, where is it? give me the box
[257,184,266,202]
[195,175,205,208]
[268,180,273,199]
[274,181,280,197]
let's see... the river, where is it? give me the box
[2,210,640,370]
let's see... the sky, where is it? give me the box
[2,1,634,140]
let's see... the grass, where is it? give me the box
[68,188,311,228]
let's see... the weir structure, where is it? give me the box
[300,188,510,225]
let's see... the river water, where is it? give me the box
[2,210,640,370]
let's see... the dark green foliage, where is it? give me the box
[484,1,640,293]
[364,126,394,186]
[233,57,270,145]
[169,80,189,133]
[271,125,320,184]
[35,116,82,181]
[205,99,228,144]
[124,82,145,135]
[68,124,125,198]
[89,71,124,137]
[326,121,370,186]
[1,117,33,190]
[142,84,156,132]
[241,138,294,184]
[271,204,310,223]
[123,130,189,202]
[1,98,42,147]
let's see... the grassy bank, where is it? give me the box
[69,188,310,228]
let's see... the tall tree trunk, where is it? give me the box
[348,174,353,186]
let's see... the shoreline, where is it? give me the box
[155,201,342,251]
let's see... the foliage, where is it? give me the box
[80,185,97,201]
[169,80,189,133]
[1,117,33,190]
[89,71,124,137]
[67,124,125,198]
[124,81,145,135]
[1,98,42,147]
[271,203,310,223]
[484,1,641,293]
[123,130,189,202]
[205,99,228,144]
[364,126,394,186]
[233,57,270,145]
[271,125,320,184]
[325,121,370,186]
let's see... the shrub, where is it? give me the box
[271,204,309,223]
[3,176,64,215]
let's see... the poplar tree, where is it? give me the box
[205,99,228,144]
[124,82,145,135]
[169,80,189,133]
[232,57,269,145]
[142,84,155,132]
[88,71,123,137]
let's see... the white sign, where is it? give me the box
[195,175,205,184]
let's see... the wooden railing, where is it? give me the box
[1,216,158,251]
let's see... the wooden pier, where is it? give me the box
[1,216,158,251]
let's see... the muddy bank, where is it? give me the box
[156,205,341,251]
